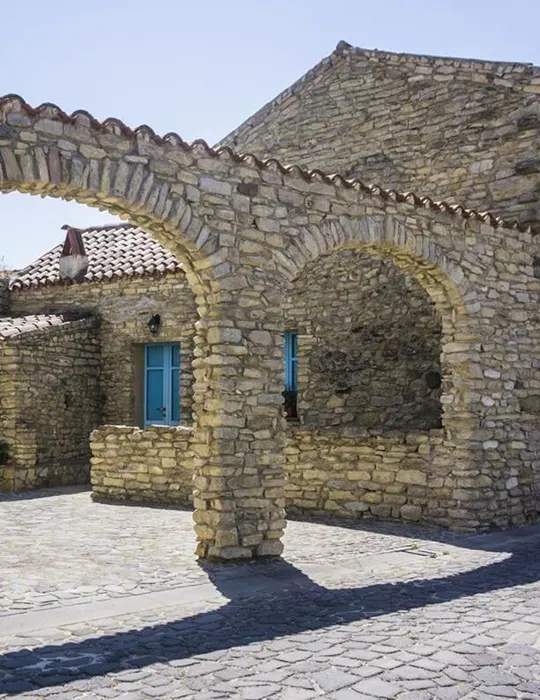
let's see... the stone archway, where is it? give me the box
[278,215,481,431]
[276,215,520,531]
[1,93,538,551]
[0,94,287,560]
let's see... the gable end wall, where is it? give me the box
[220,48,540,230]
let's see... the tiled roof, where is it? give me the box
[10,224,182,290]
[0,313,89,340]
[0,94,530,233]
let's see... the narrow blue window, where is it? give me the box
[144,343,180,427]
[284,331,298,392]
[283,331,298,420]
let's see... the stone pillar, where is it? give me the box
[439,264,540,531]
[190,276,286,561]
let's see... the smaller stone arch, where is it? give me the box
[277,213,490,530]
[278,214,471,309]
[278,214,481,435]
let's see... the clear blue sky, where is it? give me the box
[1,0,539,269]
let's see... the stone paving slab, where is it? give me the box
[0,488,463,616]
[1,488,540,699]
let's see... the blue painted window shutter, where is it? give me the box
[284,331,298,392]
[144,343,180,427]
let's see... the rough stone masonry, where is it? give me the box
[0,46,540,559]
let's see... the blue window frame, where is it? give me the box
[284,331,298,392]
[144,343,180,427]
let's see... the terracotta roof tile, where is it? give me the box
[0,312,89,340]
[9,224,182,290]
[0,94,530,234]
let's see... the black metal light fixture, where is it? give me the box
[148,314,161,335]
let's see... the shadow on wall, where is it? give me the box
[0,484,91,502]
[1,528,539,693]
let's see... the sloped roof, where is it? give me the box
[10,224,182,290]
[0,313,89,340]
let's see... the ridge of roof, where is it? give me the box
[10,224,182,290]
[62,222,134,234]
[342,42,538,71]
[216,41,540,151]
[0,94,530,236]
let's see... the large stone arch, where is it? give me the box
[0,94,288,560]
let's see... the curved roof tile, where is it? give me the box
[0,313,89,340]
[0,94,530,234]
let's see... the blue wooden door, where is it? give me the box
[145,345,166,425]
[144,344,180,426]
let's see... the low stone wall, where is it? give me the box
[285,425,454,525]
[90,425,194,504]
[90,422,458,529]
[89,422,539,531]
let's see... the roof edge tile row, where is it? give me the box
[0,94,530,234]
[0,312,92,340]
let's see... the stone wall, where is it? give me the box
[90,425,194,504]
[284,248,442,430]
[220,46,540,231]
[87,422,450,525]
[0,318,100,491]
[88,422,456,529]
[285,423,540,528]
[1,92,539,555]
[285,425,453,523]
[10,272,198,427]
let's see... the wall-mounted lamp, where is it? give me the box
[148,314,161,335]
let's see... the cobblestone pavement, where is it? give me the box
[0,488,463,615]
[1,488,540,699]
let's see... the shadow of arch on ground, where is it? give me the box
[0,531,539,694]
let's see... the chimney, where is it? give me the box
[59,226,89,281]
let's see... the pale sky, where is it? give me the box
[1,0,539,270]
